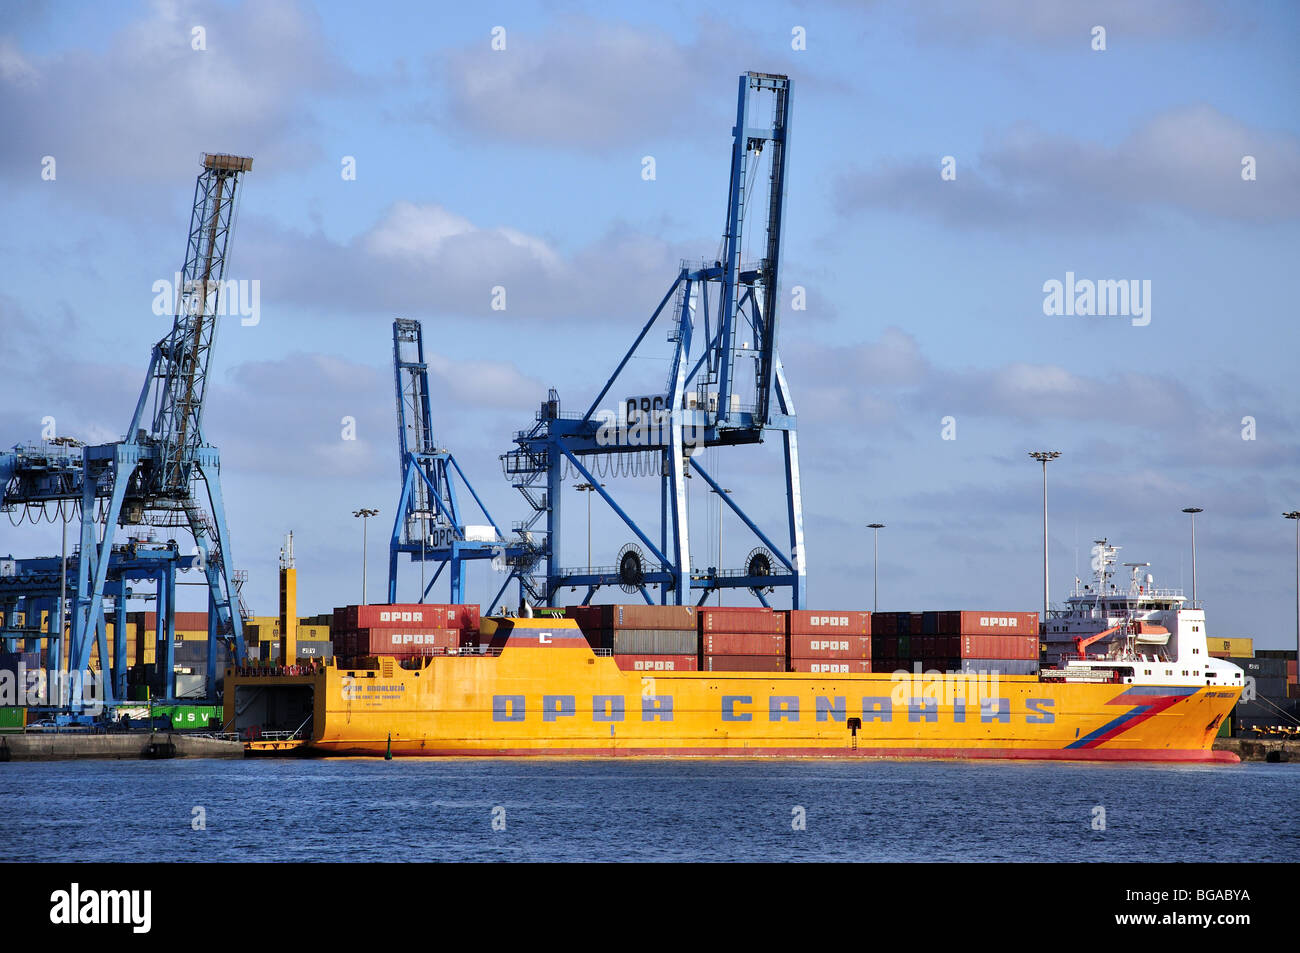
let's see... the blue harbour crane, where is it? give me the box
[501,72,805,609]
[387,318,533,609]
[0,154,253,708]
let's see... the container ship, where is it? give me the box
[225,600,1245,762]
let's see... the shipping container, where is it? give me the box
[295,642,333,659]
[788,634,871,659]
[955,658,1039,676]
[702,654,786,672]
[334,603,480,632]
[1207,637,1253,657]
[871,635,899,657]
[1254,649,1296,660]
[932,610,1039,636]
[787,610,870,637]
[1232,657,1286,677]
[787,658,872,674]
[699,608,784,634]
[0,706,25,730]
[872,613,898,636]
[142,611,209,631]
[583,629,698,656]
[960,633,1039,660]
[1252,677,1289,699]
[566,604,697,631]
[700,632,786,656]
[613,654,698,672]
[355,627,464,655]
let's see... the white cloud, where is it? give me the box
[842,105,1300,227]
[0,0,346,182]
[437,16,793,149]
[240,201,699,322]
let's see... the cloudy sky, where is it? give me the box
[1,0,1297,648]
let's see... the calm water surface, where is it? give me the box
[1,759,1296,862]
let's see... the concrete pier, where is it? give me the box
[0,732,243,761]
[1213,738,1300,763]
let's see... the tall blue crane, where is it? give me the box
[387,318,534,608]
[501,72,805,609]
[0,153,252,708]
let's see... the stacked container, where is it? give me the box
[1232,656,1288,700]
[1208,637,1253,658]
[786,610,871,673]
[567,604,698,671]
[698,607,785,672]
[331,604,481,660]
[872,610,1039,674]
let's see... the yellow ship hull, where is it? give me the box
[226,640,1240,764]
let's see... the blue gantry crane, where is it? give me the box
[501,72,805,608]
[387,318,534,608]
[0,153,253,709]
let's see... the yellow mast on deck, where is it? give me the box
[279,532,296,666]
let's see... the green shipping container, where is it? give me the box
[150,704,222,730]
[0,706,27,730]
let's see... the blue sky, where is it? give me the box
[1,0,1298,647]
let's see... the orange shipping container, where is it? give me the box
[787,610,870,636]
[939,611,1038,636]
[788,634,871,659]
[960,633,1038,660]
[702,654,785,672]
[613,654,698,672]
[700,632,786,656]
[788,658,872,674]
[699,608,785,634]
[355,627,466,655]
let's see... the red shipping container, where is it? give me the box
[909,614,923,636]
[613,654,698,672]
[788,634,871,659]
[939,611,1038,636]
[699,608,785,634]
[787,610,871,636]
[873,613,898,636]
[356,627,464,654]
[959,633,1038,660]
[788,658,872,674]
[566,604,697,631]
[144,611,208,631]
[701,632,786,656]
[335,603,481,632]
[703,654,786,672]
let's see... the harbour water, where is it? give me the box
[2,759,1297,862]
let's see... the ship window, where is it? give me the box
[1144,669,1152,675]
[1193,648,1199,654]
